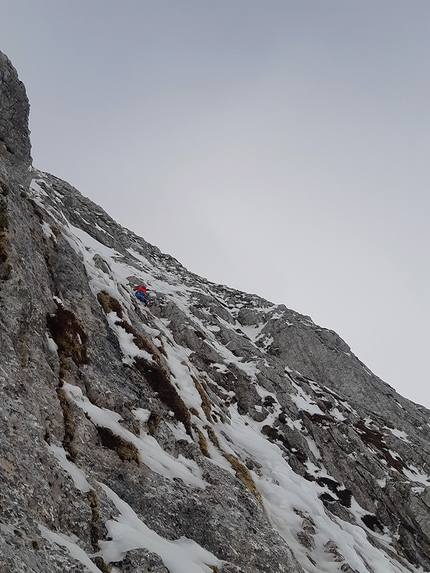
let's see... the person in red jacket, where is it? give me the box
[133,285,148,305]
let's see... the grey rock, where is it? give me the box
[0,51,31,173]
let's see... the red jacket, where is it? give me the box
[133,285,147,294]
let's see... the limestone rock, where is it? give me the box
[0,51,31,172]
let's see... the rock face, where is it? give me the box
[1,50,430,573]
[0,51,31,172]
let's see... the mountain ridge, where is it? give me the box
[1,50,430,573]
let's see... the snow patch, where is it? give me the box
[97,483,223,573]
[403,465,430,486]
[131,408,151,424]
[45,332,58,352]
[40,221,55,240]
[64,383,206,488]
[46,444,91,492]
[386,427,410,443]
[39,526,101,573]
[290,382,326,417]
[106,312,154,366]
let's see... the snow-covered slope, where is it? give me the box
[1,50,430,573]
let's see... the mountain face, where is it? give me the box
[1,52,430,573]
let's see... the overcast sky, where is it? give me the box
[1,1,429,408]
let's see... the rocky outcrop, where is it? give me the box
[0,51,32,281]
[0,51,31,173]
[1,50,430,573]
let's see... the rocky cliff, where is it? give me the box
[1,50,430,573]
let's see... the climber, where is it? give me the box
[133,284,148,306]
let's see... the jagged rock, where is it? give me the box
[1,49,430,573]
[0,51,31,173]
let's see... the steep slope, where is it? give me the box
[1,50,430,573]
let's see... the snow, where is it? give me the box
[290,381,326,417]
[64,382,207,488]
[41,221,55,240]
[46,444,91,492]
[165,420,194,443]
[258,333,274,349]
[386,427,410,442]
[219,405,418,573]
[303,434,321,460]
[94,221,114,237]
[97,483,223,573]
[45,332,58,352]
[211,362,229,373]
[126,246,153,269]
[131,408,151,424]
[152,331,208,416]
[39,525,102,573]
[331,407,347,422]
[29,179,48,199]
[403,465,430,486]
[105,311,154,366]
[239,322,266,342]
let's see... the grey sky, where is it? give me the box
[1,1,429,407]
